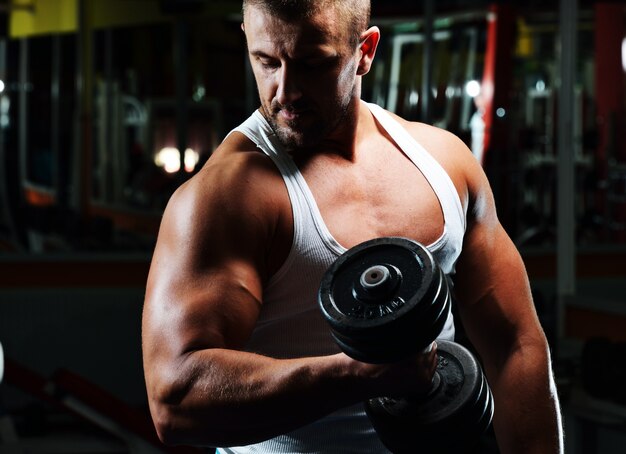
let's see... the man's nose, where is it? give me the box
[276,65,303,106]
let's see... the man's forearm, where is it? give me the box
[148,348,365,447]
[488,343,564,454]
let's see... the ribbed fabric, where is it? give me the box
[217,103,466,454]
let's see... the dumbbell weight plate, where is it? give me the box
[365,340,494,453]
[318,237,450,363]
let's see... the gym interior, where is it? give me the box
[0,0,625,452]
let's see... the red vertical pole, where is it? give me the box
[481,4,515,162]
[480,4,516,226]
[480,7,497,161]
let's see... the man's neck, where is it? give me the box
[299,99,376,163]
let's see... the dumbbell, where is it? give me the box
[318,237,494,453]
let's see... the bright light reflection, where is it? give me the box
[155,147,200,173]
[0,80,4,93]
[465,80,481,98]
[536,80,546,92]
[155,147,180,173]
[184,148,200,172]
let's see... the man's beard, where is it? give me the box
[264,95,353,151]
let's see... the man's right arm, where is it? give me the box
[142,149,436,448]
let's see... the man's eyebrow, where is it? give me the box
[249,46,338,60]
[249,50,273,58]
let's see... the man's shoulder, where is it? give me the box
[365,103,461,153]
[377,107,485,209]
[154,135,290,272]
[384,110,466,152]
[197,132,280,188]
[166,134,284,220]
[380,110,475,172]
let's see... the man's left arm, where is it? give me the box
[453,158,564,453]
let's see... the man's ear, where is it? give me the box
[241,22,245,32]
[357,26,380,76]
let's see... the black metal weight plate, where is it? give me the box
[318,237,451,363]
[365,340,494,453]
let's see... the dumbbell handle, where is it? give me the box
[405,341,442,400]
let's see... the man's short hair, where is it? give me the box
[242,0,371,47]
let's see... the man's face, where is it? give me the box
[243,5,360,150]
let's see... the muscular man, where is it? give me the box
[142,0,563,452]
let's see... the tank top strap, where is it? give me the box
[365,102,467,242]
[228,111,345,278]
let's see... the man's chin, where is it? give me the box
[266,111,330,150]
[275,130,313,150]
[271,120,318,149]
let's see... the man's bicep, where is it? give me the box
[144,261,262,353]
[454,217,543,372]
[143,183,266,366]
[453,153,542,369]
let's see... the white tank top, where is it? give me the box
[217,102,466,454]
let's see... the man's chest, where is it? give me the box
[300,151,445,250]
